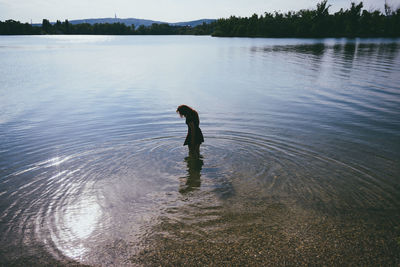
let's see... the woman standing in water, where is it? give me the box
[177,105,204,158]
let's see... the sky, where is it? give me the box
[1,0,400,23]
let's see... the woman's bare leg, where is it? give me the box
[189,144,200,158]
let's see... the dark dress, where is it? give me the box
[184,111,204,146]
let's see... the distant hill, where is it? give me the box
[68,18,163,27]
[170,19,216,27]
[34,18,216,28]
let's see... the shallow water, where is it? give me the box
[0,35,400,265]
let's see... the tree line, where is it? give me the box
[0,19,214,35]
[213,1,400,38]
[1,1,399,37]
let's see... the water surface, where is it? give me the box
[0,35,400,265]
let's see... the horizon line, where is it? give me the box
[6,17,219,25]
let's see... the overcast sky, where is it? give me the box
[1,0,399,23]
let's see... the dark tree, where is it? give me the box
[42,19,52,34]
[212,1,400,38]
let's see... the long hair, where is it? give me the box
[176,105,197,118]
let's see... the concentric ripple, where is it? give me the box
[1,125,399,265]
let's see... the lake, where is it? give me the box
[0,35,399,266]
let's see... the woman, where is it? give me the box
[176,105,204,158]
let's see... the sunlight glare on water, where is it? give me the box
[55,193,101,259]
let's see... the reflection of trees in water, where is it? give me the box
[332,42,357,75]
[179,157,203,194]
[375,42,400,64]
[332,42,400,77]
[254,41,399,77]
[259,43,326,57]
[258,41,399,60]
[253,43,327,74]
[334,42,399,62]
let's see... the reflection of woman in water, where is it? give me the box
[176,105,204,158]
[179,156,203,194]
